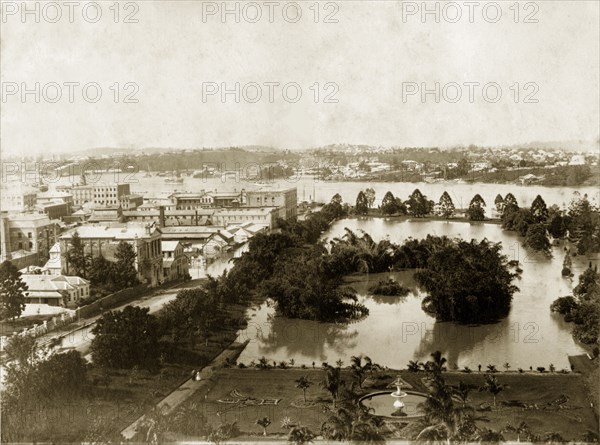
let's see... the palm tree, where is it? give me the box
[428,350,447,375]
[321,404,384,444]
[504,421,530,442]
[295,375,312,404]
[321,365,343,408]
[288,425,315,444]
[407,360,421,372]
[544,432,567,443]
[475,427,504,443]
[135,405,170,445]
[480,374,507,407]
[256,417,271,436]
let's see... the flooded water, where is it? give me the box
[50,173,599,210]
[236,219,598,370]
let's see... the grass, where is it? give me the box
[1,291,256,443]
[169,367,599,441]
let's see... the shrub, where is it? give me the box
[537,367,546,373]
[368,278,410,296]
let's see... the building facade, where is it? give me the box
[60,222,163,286]
[244,187,297,220]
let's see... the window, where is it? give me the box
[29,242,33,249]
[27,232,32,239]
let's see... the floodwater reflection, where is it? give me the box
[235,219,596,369]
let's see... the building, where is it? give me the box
[0,212,59,267]
[93,183,131,206]
[169,192,214,210]
[161,240,189,281]
[58,184,94,207]
[202,231,234,258]
[212,207,281,228]
[36,191,74,213]
[56,183,131,208]
[0,185,37,212]
[123,208,213,227]
[60,222,163,286]
[21,274,90,307]
[34,201,71,220]
[88,206,123,223]
[119,194,144,210]
[244,187,297,220]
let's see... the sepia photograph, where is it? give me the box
[0,1,599,443]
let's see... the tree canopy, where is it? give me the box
[415,239,521,323]
[0,260,28,320]
[91,305,160,369]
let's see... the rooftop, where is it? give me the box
[60,222,160,240]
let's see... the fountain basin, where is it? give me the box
[360,390,428,419]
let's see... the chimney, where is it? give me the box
[0,212,12,261]
[159,206,165,228]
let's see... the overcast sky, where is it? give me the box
[1,1,598,156]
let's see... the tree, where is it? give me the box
[350,355,373,388]
[466,194,486,221]
[480,374,507,407]
[295,375,312,404]
[364,188,376,209]
[0,261,28,320]
[524,223,552,257]
[504,421,531,442]
[494,194,504,213]
[406,189,433,217]
[415,239,520,323]
[530,195,549,223]
[88,256,117,290]
[321,364,343,408]
[503,193,519,214]
[503,208,534,236]
[91,305,160,369]
[331,193,343,206]
[65,231,89,278]
[438,192,455,219]
[114,241,140,289]
[548,213,568,239]
[256,417,271,436]
[381,191,404,215]
[288,425,315,444]
[135,406,170,445]
[355,191,369,215]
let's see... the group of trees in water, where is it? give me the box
[200,193,522,324]
[551,265,600,346]
[351,188,600,258]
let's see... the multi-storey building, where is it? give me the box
[93,183,131,206]
[0,212,59,267]
[0,185,37,212]
[59,222,163,286]
[244,187,297,220]
[161,240,189,281]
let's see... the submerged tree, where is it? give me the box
[438,191,455,219]
[415,239,520,323]
[466,194,486,221]
[355,191,369,215]
[530,195,549,223]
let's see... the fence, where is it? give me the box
[75,284,148,319]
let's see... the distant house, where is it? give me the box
[21,274,90,307]
[568,155,586,166]
[161,240,189,282]
[202,231,234,258]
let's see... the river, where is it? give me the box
[49,173,599,210]
[235,218,598,370]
